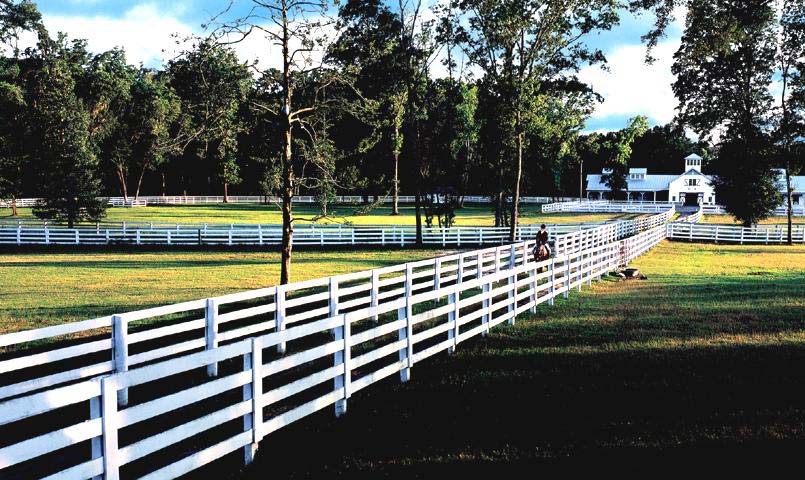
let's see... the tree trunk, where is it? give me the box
[280,3,293,285]
[161,173,166,196]
[223,182,229,204]
[415,189,422,246]
[509,131,523,242]
[116,166,128,202]
[787,164,793,245]
[134,167,148,201]
[11,198,18,217]
[392,151,400,215]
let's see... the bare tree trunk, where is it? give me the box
[224,182,229,203]
[415,188,422,246]
[116,166,128,202]
[11,198,17,217]
[280,3,294,285]
[161,173,166,196]
[392,151,400,215]
[509,130,523,242]
[134,167,148,201]
[787,165,793,245]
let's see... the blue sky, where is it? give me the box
[31,1,686,133]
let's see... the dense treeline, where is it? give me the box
[1,0,803,280]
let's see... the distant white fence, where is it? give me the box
[700,204,805,217]
[542,200,675,214]
[0,222,628,248]
[1,195,578,209]
[667,222,805,244]
[0,220,667,479]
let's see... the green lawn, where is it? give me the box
[229,241,805,478]
[0,249,451,334]
[702,214,805,225]
[0,203,638,227]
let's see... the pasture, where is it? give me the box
[0,203,639,227]
[221,241,805,477]
[0,249,450,334]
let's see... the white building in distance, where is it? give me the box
[585,153,805,207]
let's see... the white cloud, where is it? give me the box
[579,39,681,125]
[42,3,195,67]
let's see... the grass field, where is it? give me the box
[702,214,805,225]
[0,249,451,333]
[223,241,805,477]
[0,204,638,227]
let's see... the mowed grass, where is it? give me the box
[229,241,805,478]
[0,249,451,333]
[0,204,637,226]
[702,214,805,225]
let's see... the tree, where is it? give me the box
[775,0,805,243]
[635,0,784,225]
[601,115,649,198]
[0,0,41,215]
[208,0,360,284]
[30,34,107,227]
[455,0,621,241]
[168,40,251,202]
[106,70,182,200]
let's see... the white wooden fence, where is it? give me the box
[700,204,805,216]
[542,200,675,214]
[1,195,578,209]
[0,222,623,248]
[0,220,668,479]
[667,222,805,244]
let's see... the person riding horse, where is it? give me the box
[533,224,551,263]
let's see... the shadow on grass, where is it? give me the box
[199,274,805,479]
[222,333,805,479]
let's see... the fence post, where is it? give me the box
[334,313,350,417]
[112,315,128,406]
[434,258,441,290]
[448,256,463,354]
[563,256,571,299]
[75,230,80,245]
[275,286,286,354]
[243,337,261,465]
[16,226,20,245]
[101,377,120,480]
[548,259,555,306]
[90,394,102,480]
[45,226,49,244]
[398,263,413,382]
[507,244,516,324]
[370,269,379,322]
[478,252,491,335]
[205,299,219,377]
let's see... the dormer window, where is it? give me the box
[686,178,700,186]
[629,173,645,180]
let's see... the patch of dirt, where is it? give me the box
[747,271,773,276]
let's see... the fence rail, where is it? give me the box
[0,217,668,479]
[1,195,579,209]
[667,222,805,244]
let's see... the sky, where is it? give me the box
[30,0,687,134]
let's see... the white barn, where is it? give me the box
[586,153,805,207]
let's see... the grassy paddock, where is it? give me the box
[0,249,451,333]
[0,203,638,226]
[219,241,805,478]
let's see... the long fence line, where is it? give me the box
[0,222,627,248]
[0,212,669,479]
[1,195,579,209]
[701,204,805,216]
[667,222,805,244]
[542,200,675,214]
